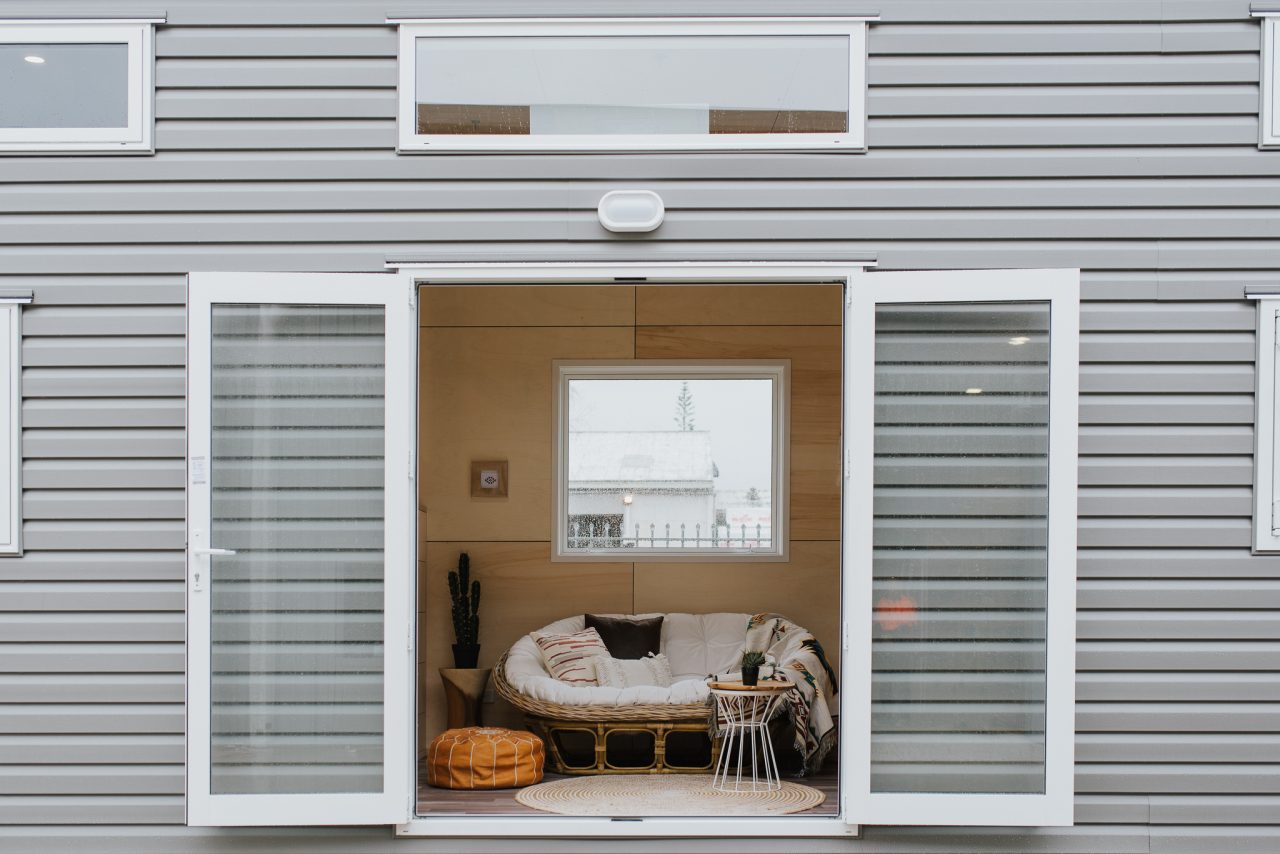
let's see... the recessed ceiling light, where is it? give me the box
[964,388,983,395]
[1008,336,1030,346]
[23,55,45,64]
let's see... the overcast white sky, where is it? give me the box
[569,378,773,492]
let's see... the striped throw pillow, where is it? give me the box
[531,627,609,685]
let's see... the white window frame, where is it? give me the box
[1256,10,1280,149]
[185,272,416,827]
[551,359,790,562]
[1251,297,1280,551]
[390,17,872,153]
[0,19,159,153]
[0,298,27,556]
[842,268,1079,827]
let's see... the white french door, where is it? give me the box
[842,268,1079,827]
[186,272,415,826]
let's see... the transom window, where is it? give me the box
[553,361,789,560]
[0,21,157,152]
[393,18,870,152]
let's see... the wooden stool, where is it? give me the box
[439,667,492,728]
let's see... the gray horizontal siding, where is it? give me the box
[0,268,187,827]
[0,0,1276,851]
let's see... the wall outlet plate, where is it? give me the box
[470,459,508,497]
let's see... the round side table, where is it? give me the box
[708,680,793,793]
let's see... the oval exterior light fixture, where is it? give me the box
[598,190,664,233]
[23,55,45,64]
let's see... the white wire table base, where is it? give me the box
[710,687,791,793]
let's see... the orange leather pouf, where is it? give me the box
[426,727,545,790]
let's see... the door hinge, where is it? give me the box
[408,623,414,654]
[844,449,851,479]
[845,285,853,307]
[842,622,850,653]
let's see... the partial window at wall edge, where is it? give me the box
[0,302,24,556]
[1253,298,1280,552]
[1257,13,1280,149]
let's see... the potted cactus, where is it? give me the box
[740,650,766,686]
[448,552,481,668]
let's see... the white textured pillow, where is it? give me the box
[593,653,674,689]
[531,627,609,685]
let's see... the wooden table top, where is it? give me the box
[708,679,793,692]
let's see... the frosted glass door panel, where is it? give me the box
[414,35,849,136]
[0,43,128,127]
[208,304,386,795]
[871,302,1051,795]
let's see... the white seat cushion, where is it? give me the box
[504,613,749,707]
[662,613,750,681]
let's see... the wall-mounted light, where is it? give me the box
[598,190,664,233]
[622,494,634,506]
[23,55,45,64]
[965,388,983,395]
[1008,336,1030,346]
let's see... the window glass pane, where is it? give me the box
[415,35,849,136]
[566,377,774,551]
[209,304,386,795]
[871,302,1051,794]
[0,43,128,128]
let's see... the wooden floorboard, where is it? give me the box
[417,757,840,817]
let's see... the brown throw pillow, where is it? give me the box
[585,614,664,660]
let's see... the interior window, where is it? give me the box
[554,363,788,559]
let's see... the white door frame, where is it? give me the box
[393,261,871,838]
[843,268,1079,827]
[186,271,417,827]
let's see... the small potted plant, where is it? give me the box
[740,650,766,686]
[448,552,481,668]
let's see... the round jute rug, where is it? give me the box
[515,774,825,817]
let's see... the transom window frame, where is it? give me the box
[390,16,873,153]
[1255,9,1280,149]
[0,19,159,153]
[551,359,791,562]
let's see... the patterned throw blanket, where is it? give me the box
[711,613,839,776]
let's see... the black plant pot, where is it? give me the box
[742,665,760,686]
[452,643,480,669]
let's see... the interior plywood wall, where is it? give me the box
[417,284,843,746]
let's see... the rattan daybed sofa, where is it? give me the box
[494,612,752,775]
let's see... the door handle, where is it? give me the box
[190,547,235,594]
